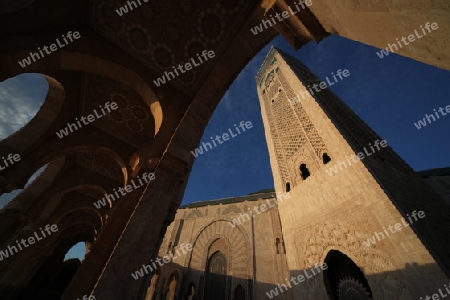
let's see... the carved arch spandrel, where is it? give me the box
[293,221,413,300]
[187,219,252,279]
[1,51,162,136]
[30,146,128,190]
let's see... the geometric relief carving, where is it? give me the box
[263,91,290,186]
[263,60,329,188]
[188,220,251,279]
[90,0,251,95]
[186,209,204,219]
[77,152,123,183]
[294,221,412,299]
[221,205,241,215]
[277,68,327,159]
[83,73,155,147]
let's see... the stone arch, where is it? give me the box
[165,270,179,300]
[294,221,413,299]
[186,209,204,219]
[145,268,160,300]
[188,220,252,279]
[221,205,241,215]
[54,208,104,235]
[1,157,65,211]
[19,221,98,298]
[204,251,228,300]
[52,221,98,249]
[323,249,373,300]
[30,145,128,189]
[184,281,196,300]
[233,284,245,300]
[1,51,163,136]
[0,74,64,155]
[42,184,111,221]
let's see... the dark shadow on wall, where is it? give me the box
[17,258,81,300]
[0,259,446,299]
[138,259,449,300]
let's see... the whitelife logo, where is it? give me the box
[116,0,149,16]
[153,50,215,87]
[413,104,450,129]
[288,69,350,105]
[376,22,439,59]
[190,121,253,157]
[363,210,425,247]
[0,153,21,171]
[56,102,118,139]
[265,263,328,299]
[93,173,155,209]
[325,140,388,176]
[0,224,58,261]
[228,192,291,228]
[131,243,193,280]
[18,31,81,68]
[250,0,312,35]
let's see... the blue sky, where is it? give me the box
[181,34,450,206]
[1,34,449,260]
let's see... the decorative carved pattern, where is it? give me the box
[221,205,241,215]
[83,73,155,147]
[77,152,123,183]
[261,56,329,187]
[188,220,251,278]
[277,68,327,159]
[91,0,250,95]
[294,221,413,299]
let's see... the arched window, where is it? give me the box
[300,164,310,180]
[275,238,281,254]
[233,285,245,300]
[323,250,373,300]
[204,251,227,300]
[0,163,48,209]
[285,182,290,192]
[323,153,331,164]
[164,272,178,300]
[185,282,196,300]
[64,241,88,261]
[144,269,160,300]
[19,240,88,298]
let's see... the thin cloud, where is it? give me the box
[0,73,48,140]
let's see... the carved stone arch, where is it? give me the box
[17,220,97,298]
[203,235,233,273]
[221,205,241,215]
[1,51,163,136]
[31,145,128,189]
[320,151,331,164]
[291,151,315,184]
[2,157,65,211]
[294,221,413,299]
[186,209,204,219]
[188,220,252,279]
[0,74,64,154]
[51,221,98,252]
[40,184,111,221]
[53,208,104,234]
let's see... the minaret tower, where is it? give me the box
[255,47,450,299]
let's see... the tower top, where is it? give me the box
[255,46,301,87]
[255,46,279,84]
